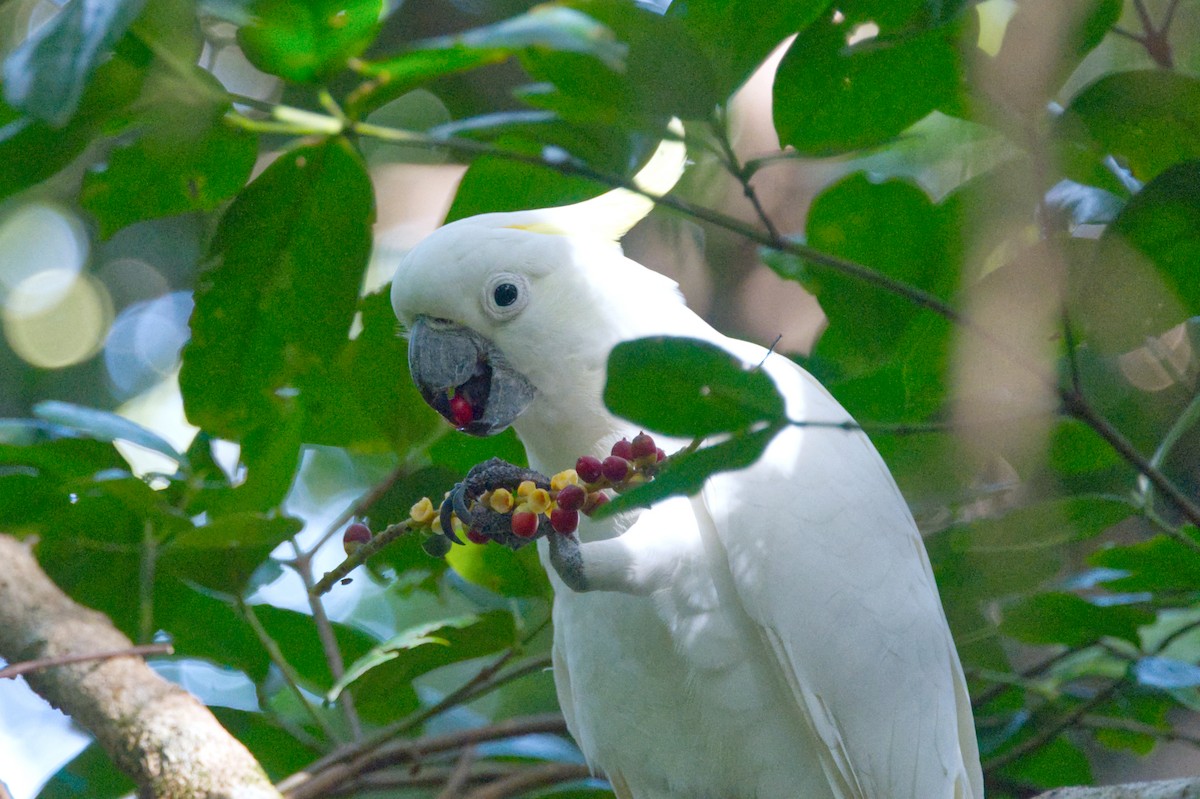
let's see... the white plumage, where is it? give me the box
[391,137,983,799]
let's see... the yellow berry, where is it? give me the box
[489,488,515,513]
[551,469,580,491]
[517,480,537,498]
[410,497,436,525]
[525,488,552,515]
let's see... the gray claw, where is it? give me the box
[438,496,463,544]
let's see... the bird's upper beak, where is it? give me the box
[407,317,537,436]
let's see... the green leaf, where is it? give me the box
[180,137,375,440]
[0,55,144,200]
[767,173,957,401]
[667,0,830,99]
[252,602,378,688]
[1072,161,1200,351]
[518,1,718,122]
[38,743,134,799]
[604,337,784,437]
[33,400,186,466]
[352,5,628,117]
[159,513,302,594]
[0,437,127,480]
[328,614,483,700]
[997,734,1093,789]
[773,9,963,156]
[1,0,148,125]
[298,291,442,453]
[81,106,256,238]
[1091,532,1200,592]
[237,0,382,83]
[209,707,320,780]
[445,537,551,599]
[443,122,644,221]
[349,609,517,724]
[1000,592,1152,647]
[1056,71,1200,186]
[596,425,781,518]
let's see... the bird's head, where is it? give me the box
[390,129,693,461]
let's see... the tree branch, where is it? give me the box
[0,534,282,799]
[1035,778,1200,798]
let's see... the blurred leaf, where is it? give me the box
[1091,532,1200,592]
[997,733,1093,789]
[1070,160,1200,351]
[1056,71,1200,186]
[1134,656,1200,689]
[429,427,527,475]
[180,137,374,440]
[352,5,627,116]
[159,513,302,594]
[351,609,517,724]
[81,102,256,238]
[33,400,185,466]
[1,0,148,125]
[604,337,784,437]
[300,291,442,453]
[1048,418,1125,476]
[667,0,829,99]
[1000,592,1152,647]
[0,437,126,480]
[986,0,1121,117]
[774,9,963,156]
[38,743,134,799]
[596,425,781,518]
[445,537,551,598]
[518,1,718,122]
[766,173,957,415]
[155,580,268,678]
[0,55,144,200]
[209,707,320,780]
[254,603,378,689]
[329,614,484,700]
[238,0,383,83]
[443,122,643,221]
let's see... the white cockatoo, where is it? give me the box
[390,132,984,799]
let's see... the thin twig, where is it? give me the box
[289,540,362,739]
[240,600,337,741]
[461,762,593,799]
[312,464,411,554]
[434,745,478,799]
[1080,714,1200,748]
[712,109,783,242]
[283,714,568,799]
[311,520,416,596]
[0,643,174,679]
[983,680,1124,772]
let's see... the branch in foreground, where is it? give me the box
[1035,778,1200,799]
[0,534,282,799]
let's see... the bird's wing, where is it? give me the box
[699,344,983,799]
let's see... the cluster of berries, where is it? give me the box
[342,432,665,558]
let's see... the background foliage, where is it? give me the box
[1,0,1199,797]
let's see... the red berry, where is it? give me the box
[466,527,489,545]
[611,438,634,460]
[601,455,631,483]
[583,492,609,516]
[343,522,371,555]
[556,483,587,512]
[449,394,474,427]
[511,510,539,539]
[656,448,666,462]
[631,432,656,460]
[575,455,603,484]
[550,507,579,534]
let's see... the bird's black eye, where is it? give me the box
[493,282,519,307]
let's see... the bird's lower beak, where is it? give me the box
[407,317,536,436]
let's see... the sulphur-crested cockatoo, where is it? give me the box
[390,132,983,799]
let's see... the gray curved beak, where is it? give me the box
[407,317,537,437]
